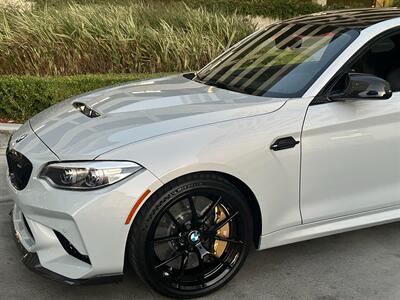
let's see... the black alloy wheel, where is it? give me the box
[127,173,253,298]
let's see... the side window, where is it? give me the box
[351,32,400,92]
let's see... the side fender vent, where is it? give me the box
[73,102,101,118]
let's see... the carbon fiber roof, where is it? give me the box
[285,8,400,29]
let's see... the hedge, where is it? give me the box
[0,73,170,122]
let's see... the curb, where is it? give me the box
[0,123,22,150]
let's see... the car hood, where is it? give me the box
[30,74,287,160]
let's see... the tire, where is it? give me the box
[127,173,253,299]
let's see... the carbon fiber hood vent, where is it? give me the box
[73,102,101,118]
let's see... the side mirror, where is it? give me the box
[330,73,392,101]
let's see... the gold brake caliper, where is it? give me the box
[213,205,230,257]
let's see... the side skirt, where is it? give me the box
[259,204,400,250]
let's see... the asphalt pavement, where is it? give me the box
[1,152,400,300]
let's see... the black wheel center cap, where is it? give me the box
[188,230,201,244]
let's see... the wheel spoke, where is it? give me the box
[200,196,222,225]
[195,250,206,287]
[155,251,183,269]
[208,211,239,233]
[166,210,183,231]
[154,235,180,244]
[176,251,189,283]
[188,196,199,223]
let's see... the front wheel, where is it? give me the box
[127,173,253,298]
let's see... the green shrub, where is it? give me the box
[0,3,255,76]
[0,73,169,122]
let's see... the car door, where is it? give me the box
[300,32,400,223]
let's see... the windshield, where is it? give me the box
[195,23,359,98]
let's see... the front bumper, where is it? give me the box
[11,205,123,285]
[7,122,163,283]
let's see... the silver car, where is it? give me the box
[7,7,400,298]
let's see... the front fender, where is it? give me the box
[98,99,308,235]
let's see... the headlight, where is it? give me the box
[40,161,143,190]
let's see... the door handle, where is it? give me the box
[270,137,300,151]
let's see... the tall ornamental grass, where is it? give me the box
[34,0,324,20]
[0,3,256,76]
